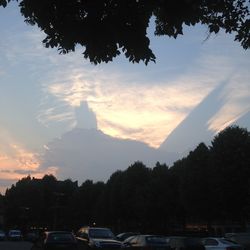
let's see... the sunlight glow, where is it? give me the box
[0,134,58,186]
[208,72,250,133]
[44,79,215,147]
[41,54,236,148]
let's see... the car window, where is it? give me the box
[204,239,219,246]
[10,231,21,235]
[124,236,136,243]
[48,233,75,242]
[220,239,237,245]
[89,228,115,239]
[146,236,168,244]
[229,236,250,244]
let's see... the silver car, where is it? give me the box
[202,237,243,250]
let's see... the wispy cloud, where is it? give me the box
[2,20,248,148]
[2,13,248,148]
[39,50,238,147]
[0,128,58,188]
[208,70,250,132]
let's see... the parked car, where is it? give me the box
[8,229,23,241]
[0,230,6,241]
[31,231,77,250]
[225,233,250,250]
[25,230,40,242]
[76,226,122,248]
[116,232,140,241]
[202,237,243,250]
[121,234,170,249]
[167,236,205,250]
[122,236,137,247]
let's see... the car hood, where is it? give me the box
[92,238,121,243]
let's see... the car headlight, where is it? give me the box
[94,241,101,248]
[90,240,101,248]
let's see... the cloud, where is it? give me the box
[0,128,58,192]
[39,49,238,148]
[208,69,250,132]
[39,128,178,183]
[1,12,249,149]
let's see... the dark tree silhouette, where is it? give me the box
[178,143,213,225]
[2,126,250,233]
[1,0,249,64]
[210,126,250,224]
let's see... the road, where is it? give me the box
[0,241,33,250]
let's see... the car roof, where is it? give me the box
[226,233,250,236]
[117,232,139,236]
[125,234,166,239]
[45,231,73,234]
[204,237,224,241]
[204,237,234,240]
[203,238,241,244]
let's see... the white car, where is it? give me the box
[8,230,23,241]
[202,237,243,250]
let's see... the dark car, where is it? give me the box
[225,233,250,250]
[167,236,205,250]
[25,230,40,242]
[0,230,6,241]
[116,232,140,241]
[76,226,122,249]
[121,234,170,250]
[31,231,78,250]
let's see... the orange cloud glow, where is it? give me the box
[0,139,58,192]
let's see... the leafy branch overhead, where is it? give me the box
[1,0,249,64]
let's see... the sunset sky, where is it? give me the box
[0,2,250,193]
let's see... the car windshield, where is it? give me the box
[89,228,115,239]
[10,231,21,235]
[146,236,168,244]
[229,236,250,244]
[48,233,75,242]
[220,239,237,245]
[124,236,136,242]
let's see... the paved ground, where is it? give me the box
[0,241,33,250]
[0,240,87,250]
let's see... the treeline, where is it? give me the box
[2,126,250,234]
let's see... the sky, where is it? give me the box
[0,2,250,194]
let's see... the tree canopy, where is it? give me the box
[1,0,249,64]
[3,126,250,234]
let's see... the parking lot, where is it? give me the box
[0,241,33,250]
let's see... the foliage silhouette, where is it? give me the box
[2,126,250,234]
[0,0,249,64]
